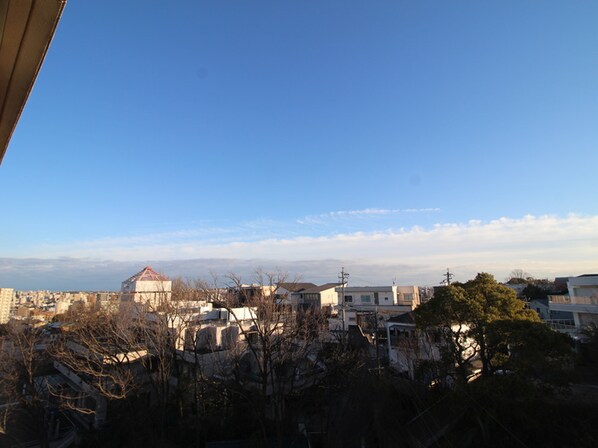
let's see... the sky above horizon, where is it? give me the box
[1,1,597,290]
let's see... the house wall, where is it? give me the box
[320,288,338,306]
[123,279,172,293]
[300,287,338,309]
[528,299,550,320]
[396,286,421,308]
[341,287,397,306]
[120,279,172,308]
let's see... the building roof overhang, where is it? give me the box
[0,0,66,164]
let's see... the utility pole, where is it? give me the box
[338,267,349,337]
[441,268,453,286]
[375,304,380,378]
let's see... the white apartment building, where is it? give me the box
[328,285,421,334]
[0,288,15,324]
[120,266,172,310]
[550,274,598,330]
[338,285,420,309]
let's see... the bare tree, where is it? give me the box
[0,321,52,447]
[219,270,326,440]
[506,269,531,284]
[49,309,143,429]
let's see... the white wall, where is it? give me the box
[320,288,339,306]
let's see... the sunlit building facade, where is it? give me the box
[0,288,15,323]
[120,266,172,310]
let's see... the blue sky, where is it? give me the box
[1,1,597,290]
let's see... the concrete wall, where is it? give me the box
[320,288,339,306]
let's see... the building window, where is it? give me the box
[404,293,413,301]
[344,295,352,302]
[360,295,371,303]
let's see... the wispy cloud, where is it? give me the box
[297,207,440,224]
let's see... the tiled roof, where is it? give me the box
[303,283,340,294]
[124,266,169,283]
[277,282,317,292]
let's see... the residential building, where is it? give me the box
[276,282,317,308]
[386,312,433,379]
[227,284,275,305]
[386,312,475,381]
[95,292,121,312]
[328,285,422,336]
[0,288,15,323]
[339,285,420,308]
[549,274,598,330]
[299,283,339,311]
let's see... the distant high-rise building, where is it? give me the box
[0,288,15,324]
[120,266,172,310]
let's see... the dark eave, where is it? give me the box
[0,0,66,164]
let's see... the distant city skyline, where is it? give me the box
[1,2,597,290]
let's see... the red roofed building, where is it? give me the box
[120,266,172,310]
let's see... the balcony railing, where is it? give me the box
[545,319,576,331]
[572,296,598,305]
[549,295,598,305]
[548,295,570,304]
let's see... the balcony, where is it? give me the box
[549,295,598,315]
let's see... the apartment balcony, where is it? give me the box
[549,295,598,315]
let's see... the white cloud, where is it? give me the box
[6,213,595,289]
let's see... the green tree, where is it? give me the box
[414,273,540,380]
[486,319,573,384]
[521,283,549,301]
